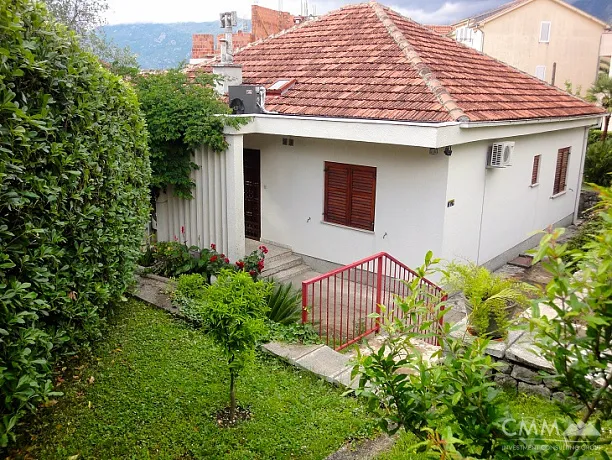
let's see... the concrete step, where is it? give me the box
[272,264,312,284]
[265,246,293,263]
[262,253,304,277]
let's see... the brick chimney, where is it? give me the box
[190,34,214,64]
[212,11,242,95]
[251,5,296,41]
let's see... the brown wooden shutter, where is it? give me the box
[324,162,350,226]
[349,166,376,231]
[531,155,541,185]
[324,162,376,231]
[553,148,570,195]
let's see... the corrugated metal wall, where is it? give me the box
[156,142,243,259]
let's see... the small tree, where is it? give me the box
[194,270,270,421]
[587,74,612,140]
[530,186,612,432]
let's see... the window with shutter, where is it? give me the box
[553,148,570,195]
[539,21,551,43]
[531,155,541,186]
[324,162,376,231]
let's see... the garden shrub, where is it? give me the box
[584,140,612,187]
[143,241,267,281]
[0,0,150,446]
[265,282,302,325]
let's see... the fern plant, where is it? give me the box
[443,263,536,339]
[266,282,302,325]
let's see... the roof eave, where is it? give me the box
[459,113,604,128]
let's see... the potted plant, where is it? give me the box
[443,262,536,339]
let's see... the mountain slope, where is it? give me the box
[102,20,251,69]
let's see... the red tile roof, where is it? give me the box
[191,2,604,123]
[424,24,454,35]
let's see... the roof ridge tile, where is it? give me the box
[369,1,470,122]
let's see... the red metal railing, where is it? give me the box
[301,252,446,351]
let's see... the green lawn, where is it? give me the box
[13,300,376,459]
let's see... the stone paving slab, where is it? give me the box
[294,346,352,384]
[505,332,554,371]
[133,275,178,314]
[448,318,524,358]
[330,367,360,390]
[261,342,324,362]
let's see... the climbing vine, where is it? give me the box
[134,68,247,198]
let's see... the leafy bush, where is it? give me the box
[588,129,603,146]
[188,270,271,421]
[443,262,535,338]
[530,186,612,432]
[584,140,612,187]
[144,241,267,281]
[353,254,548,458]
[174,273,208,302]
[264,321,321,345]
[565,211,604,257]
[266,282,302,325]
[0,0,150,446]
[134,68,246,198]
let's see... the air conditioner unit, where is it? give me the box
[487,141,515,168]
[228,85,263,114]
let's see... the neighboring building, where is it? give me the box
[452,0,607,94]
[161,2,604,276]
[190,5,300,63]
[424,24,454,36]
[600,29,612,77]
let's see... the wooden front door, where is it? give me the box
[243,149,261,240]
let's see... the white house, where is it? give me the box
[156,1,604,275]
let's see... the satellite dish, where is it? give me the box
[230,98,245,115]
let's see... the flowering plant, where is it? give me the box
[236,245,268,279]
[199,243,232,282]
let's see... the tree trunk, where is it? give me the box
[601,113,610,141]
[229,368,236,420]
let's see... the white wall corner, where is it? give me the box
[225,134,246,262]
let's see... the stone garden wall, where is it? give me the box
[449,319,567,401]
[579,189,601,217]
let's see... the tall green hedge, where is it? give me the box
[0,0,150,445]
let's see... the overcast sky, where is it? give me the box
[104,0,515,26]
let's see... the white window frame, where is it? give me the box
[539,21,551,43]
[535,65,547,81]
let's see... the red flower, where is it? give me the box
[259,245,269,254]
[224,258,229,264]
[257,260,265,270]
[173,235,178,241]
[180,226,185,234]
[210,243,216,250]
[236,261,245,269]
[220,254,225,258]
[249,270,256,276]
[210,255,218,263]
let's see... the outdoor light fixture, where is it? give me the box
[444,146,453,156]
[429,147,439,155]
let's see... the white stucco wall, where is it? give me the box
[442,126,588,265]
[244,135,450,269]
